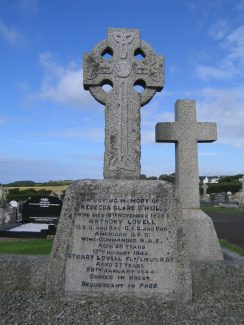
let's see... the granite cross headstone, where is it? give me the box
[155,100,217,209]
[84,28,164,180]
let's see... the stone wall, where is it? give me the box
[0,254,47,295]
[0,254,244,298]
[192,260,244,299]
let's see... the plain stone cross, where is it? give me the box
[202,183,208,195]
[83,28,164,180]
[239,176,244,193]
[155,100,217,209]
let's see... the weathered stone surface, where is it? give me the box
[0,206,16,226]
[183,209,223,261]
[155,100,217,209]
[0,186,8,208]
[46,179,192,302]
[155,100,222,261]
[0,254,47,294]
[1,254,244,324]
[202,183,208,195]
[84,28,164,180]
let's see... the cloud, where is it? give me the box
[19,0,39,12]
[197,87,244,147]
[29,52,93,109]
[199,152,220,156]
[7,139,63,146]
[196,63,236,81]
[0,18,24,45]
[224,26,244,63]
[0,116,7,124]
[34,127,104,141]
[236,0,244,11]
[0,156,102,183]
[209,20,230,40]
[196,24,244,81]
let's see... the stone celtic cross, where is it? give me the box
[156,100,217,209]
[83,28,164,179]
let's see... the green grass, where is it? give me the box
[202,206,244,215]
[0,239,53,255]
[6,185,69,192]
[220,239,244,256]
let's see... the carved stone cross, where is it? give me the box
[155,100,217,209]
[83,28,164,179]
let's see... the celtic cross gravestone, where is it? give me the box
[83,28,164,179]
[47,29,192,302]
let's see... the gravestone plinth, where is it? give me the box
[46,180,192,302]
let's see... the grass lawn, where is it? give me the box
[0,239,53,255]
[220,239,244,256]
[202,206,244,215]
[219,239,244,256]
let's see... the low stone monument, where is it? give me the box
[156,100,223,261]
[239,176,244,208]
[46,28,192,302]
[201,183,210,203]
[210,192,228,205]
[0,186,8,208]
[0,186,16,226]
[202,183,208,196]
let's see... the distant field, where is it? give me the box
[6,185,70,192]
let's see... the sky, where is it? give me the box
[0,0,244,183]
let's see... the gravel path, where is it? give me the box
[1,290,244,324]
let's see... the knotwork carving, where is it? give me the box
[83,28,164,179]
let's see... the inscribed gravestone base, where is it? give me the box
[46,29,192,301]
[46,180,192,301]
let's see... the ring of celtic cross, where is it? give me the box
[83,28,164,180]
